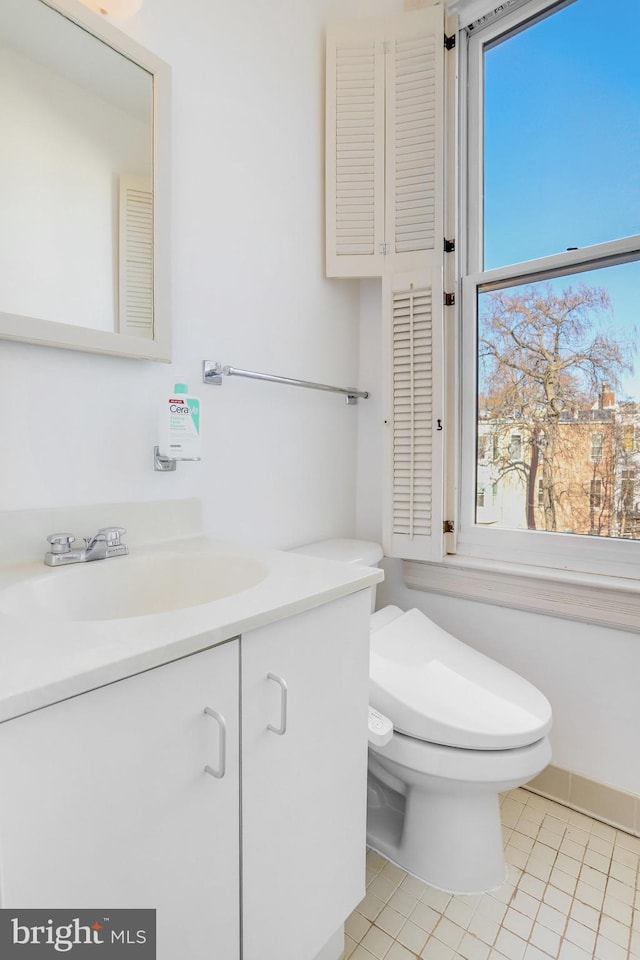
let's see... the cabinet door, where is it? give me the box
[241,591,370,960]
[0,640,240,960]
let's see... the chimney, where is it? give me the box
[600,383,615,409]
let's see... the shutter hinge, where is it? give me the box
[443,520,455,534]
[379,242,389,255]
[444,292,455,306]
[444,238,455,253]
[444,33,456,50]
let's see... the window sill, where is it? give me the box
[402,556,640,633]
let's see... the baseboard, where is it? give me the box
[525,764,640,836]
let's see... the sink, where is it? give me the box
[0,553,269,622]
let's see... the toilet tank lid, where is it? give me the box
[291,539,383,566]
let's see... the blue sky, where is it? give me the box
[483,0,640,397]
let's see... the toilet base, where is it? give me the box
[366,774,507,895]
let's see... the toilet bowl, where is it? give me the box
[368,605,552,893]
[290,540,553,895]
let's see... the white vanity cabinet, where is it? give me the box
[0,589,370,960]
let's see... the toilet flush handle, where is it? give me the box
[266,673,288,736]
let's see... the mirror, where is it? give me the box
[0,0,171,361]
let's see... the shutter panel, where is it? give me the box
[118,175,154,340]
[383,267,444,561]
[326,7,444,278]
[326,20,385,277]
[386,11,444,267]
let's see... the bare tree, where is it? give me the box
[478,283,633,531]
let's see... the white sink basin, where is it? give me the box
[0,553,269,622]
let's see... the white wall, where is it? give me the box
[355,265,640,799]
[0,0,398,549]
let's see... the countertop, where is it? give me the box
[0,537,383,724]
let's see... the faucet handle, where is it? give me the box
[46,533,76,555]
[96,526,127,546]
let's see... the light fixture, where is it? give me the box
[77,0,143,18]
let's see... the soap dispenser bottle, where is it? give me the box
[159,380,201,460]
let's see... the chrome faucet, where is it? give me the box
[44,527,128,566]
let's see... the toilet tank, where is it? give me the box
[290,539,383,612]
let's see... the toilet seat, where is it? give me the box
[369,727,552,785]
[370,606,552,751]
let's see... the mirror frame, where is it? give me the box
[0,0,171,362]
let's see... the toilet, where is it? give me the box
[292,539,553,895]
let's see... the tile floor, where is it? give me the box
[345,787,640,960]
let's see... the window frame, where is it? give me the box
[454,0,640,582]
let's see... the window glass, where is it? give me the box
[476,261,640,538]
[483,0,640,270]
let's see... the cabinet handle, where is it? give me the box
[266,673,288,736]
[203,707,227,779]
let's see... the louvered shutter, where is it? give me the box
[325,20,386,277]
[118,175,154,340]
[326,6,444,278]
[385,13,443,268]
[383,267,444,561]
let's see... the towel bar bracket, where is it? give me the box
[202,361,224,385]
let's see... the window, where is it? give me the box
[459,0,640,578]
[621,470,636,514]
[590,434,604,463]
[508,434,522,462]
[623,424,636,452]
